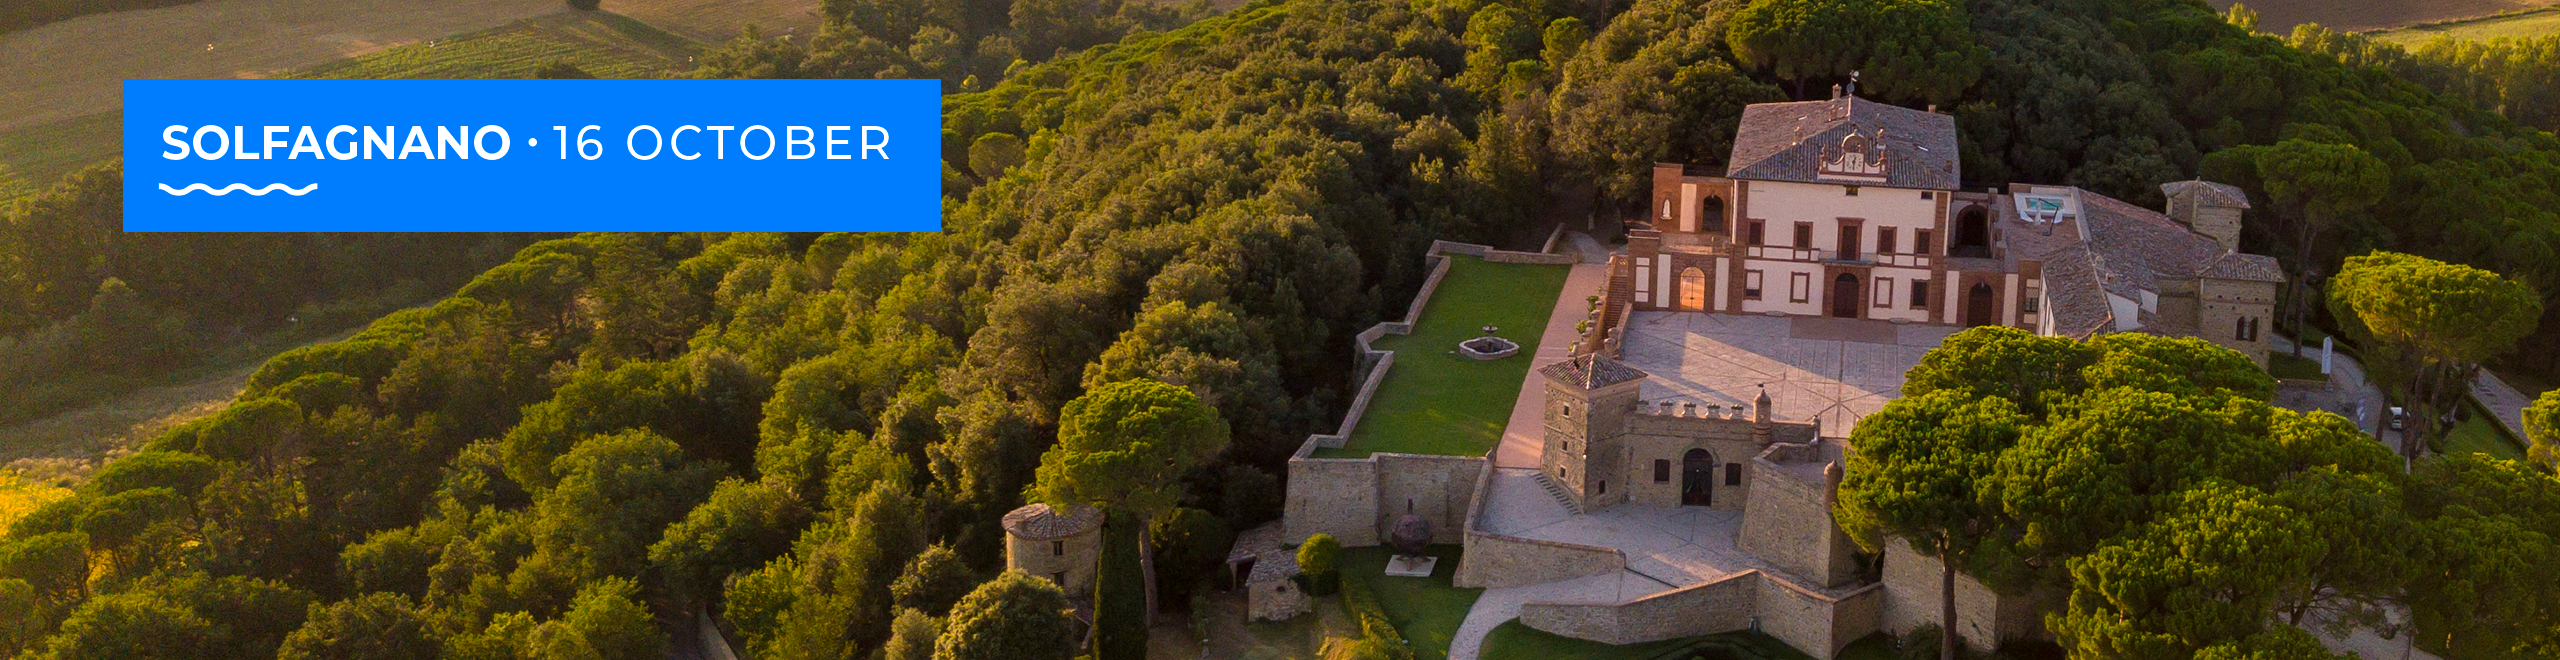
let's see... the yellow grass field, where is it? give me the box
[2370,6,2560,43]
[2209,0,2560,33]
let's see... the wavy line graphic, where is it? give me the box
[158,183,319,196]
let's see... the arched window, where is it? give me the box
[1700,196,1727,233]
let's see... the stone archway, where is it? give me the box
[1680,267,1707,310]
[1681,448,1715,506]
[1954,206,1991,258]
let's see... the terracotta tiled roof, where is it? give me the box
[2013,187,2285,339]
[1726,96,1960,190]
[1540,354,1648,389]
[2161,180,2252,209]
[1002,503,1101,540]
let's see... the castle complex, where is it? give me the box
[1621,93,2283,365]
[1015,92,2292,660]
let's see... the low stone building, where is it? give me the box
[1000,503,1102,596]
[1226,523,1312,621]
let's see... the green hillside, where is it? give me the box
[4,0,2560,656]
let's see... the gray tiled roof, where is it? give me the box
[1540,354,1648,389]
[2036,244,2116,339]
[2161,180,2252,209]
[1726,97,1960,190]
[2015,187,2284,339]
[1002,503,1102,540]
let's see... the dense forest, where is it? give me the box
[0,173,536,422]
[2,0,2559,656]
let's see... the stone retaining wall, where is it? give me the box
[1516,570,1882,658]
[1452,529,1626,588]
[1519,572,1756,644]
[1759,579,1884,659]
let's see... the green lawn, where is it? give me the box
[291,11,698,80]
[0,111,120,203]
[1478,621,1825,660]
[2441,401,2527,462]
[2371,7,2560,45]
[2267,352,2325,381]
[1314,256,1571,458]
[1342,546,1480,660]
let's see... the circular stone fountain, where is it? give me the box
[1458,326,1520,360]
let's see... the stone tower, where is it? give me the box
[1537,354,1648,511]
[2162,180,2250,253]
[1000,503,1102,596]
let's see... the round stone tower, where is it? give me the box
[1001,503,1103,596]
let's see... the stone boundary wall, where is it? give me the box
[1518,572,1756,644]
[1284,239,1574,544]
[1879,542,2042,650]
[1515,571,1882,659]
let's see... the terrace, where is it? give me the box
[1311,255,1574,458]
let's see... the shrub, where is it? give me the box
[1337,575,1411,660]
[1296,534,1340,596]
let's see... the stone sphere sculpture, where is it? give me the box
[1391,514,1433,558]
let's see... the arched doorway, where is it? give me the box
[1966,282,1997,327]
[1681,448,1715,506]
[1700,196,1727,233]
[1831,273,1859,318]
[1680,267,1707,310]
[1954,206,1991,258]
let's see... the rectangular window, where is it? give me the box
[1052,540,1064,556]
[1724,463,1743,486]
[1744,270,1764,300]
[1845,186,1861,196]
[1915,229,1934,256]
[1878,227,1897,254]
[1836,222,1860,259]
[1921,191,1934,200]
[2237,317,2249,341]
[1598,480,1608,495]
[1747,220,1766,246]
[1873,277,1894,308]
[1911,280,1930,309]
[1654,459,1671,483]
[2023,287,2041,314]
[1789,272,1811,303]
[1794,222,1813,249]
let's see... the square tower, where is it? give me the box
[1538,355,1648,511]
[2162,180,2250,253]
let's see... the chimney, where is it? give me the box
[1926,104,1937,113]
[1830,84,1842,100]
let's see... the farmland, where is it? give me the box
[292,12,697,80]
[2370,6,2560,43]
[0,111,116,203]
[2208,0,2559,33]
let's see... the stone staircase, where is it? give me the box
[1533,471,1585,515]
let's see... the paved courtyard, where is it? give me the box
[1620,312,1960,435]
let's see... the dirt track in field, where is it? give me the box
[2208,0,2560,33]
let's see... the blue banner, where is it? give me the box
[122,79,942,232]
